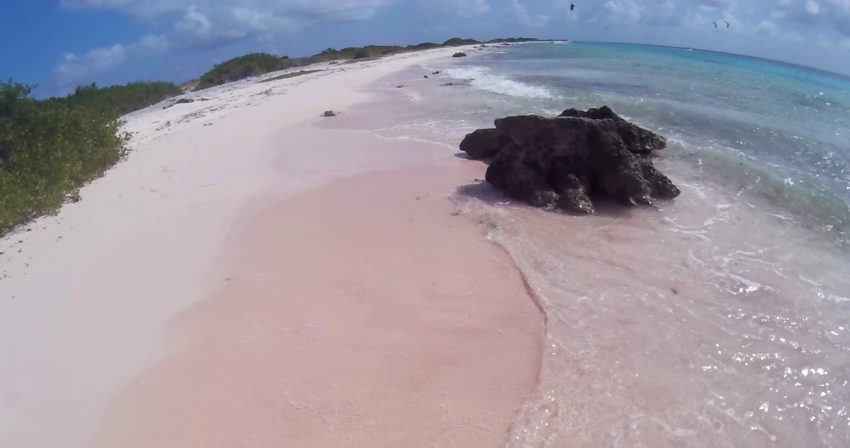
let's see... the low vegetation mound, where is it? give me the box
[196,53,289,90]
[193,37,496,91]
[0,80,181,234]
[443,37,481,46]
[66,81,182,116]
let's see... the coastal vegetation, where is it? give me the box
[193,37,493,91]
[0,80,181,234]
[195,52,289,90]
[0,37,543,235]
[65,81,182,116]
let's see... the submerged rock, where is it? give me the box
[452,52,467,58]
[321,110,338,117]
[459,106,680,214]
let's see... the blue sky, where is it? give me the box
[3,0,850,96]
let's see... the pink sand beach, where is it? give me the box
[0,47,543,447]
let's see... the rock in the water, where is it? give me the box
[459,128,509,159]
[459,106,680,214]
[452,52,467,58]
[556,174,595,214]
[559,106,666,154]
[321,110,338,117]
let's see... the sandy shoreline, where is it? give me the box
[0,47,543,446]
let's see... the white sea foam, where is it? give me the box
[444,66,556,100]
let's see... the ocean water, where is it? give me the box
[332,42,850,446]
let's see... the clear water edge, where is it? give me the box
[325,42,850,447]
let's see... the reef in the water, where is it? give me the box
[459,106,681,214]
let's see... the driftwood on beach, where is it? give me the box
[459,106,680,214]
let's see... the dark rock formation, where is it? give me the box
[321,110,338,117]
[459,128,509,159]
[459,106,680,214]
[452,52,467,58]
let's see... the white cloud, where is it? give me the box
[602,0,644,24]
[511,0,549,27]
[417,0,490,18]
[62,0,392,44]
[53,34,168,88]
[780,29,806,42]
[53,0,393,85]
[806,0,822,15]
[756,19,779,36]
[778,0,850,35]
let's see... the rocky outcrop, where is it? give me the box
[459,106,680,214]
[452,52,467,58]
[459,128,509,159]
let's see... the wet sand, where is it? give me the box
[0,46,543,447]
[97,162,542,447]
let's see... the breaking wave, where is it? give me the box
[444,66,556,100]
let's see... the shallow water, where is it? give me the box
[329,43,850,446]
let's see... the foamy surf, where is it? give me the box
[337,41,850,447]
[444,66,556,100]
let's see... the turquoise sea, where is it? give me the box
[340,42,850,446]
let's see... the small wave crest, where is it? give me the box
[444,66,556,100]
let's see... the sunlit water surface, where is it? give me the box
[328,42,850,447]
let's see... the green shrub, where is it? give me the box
[65,81,182,116]
[192,38,495,91]
[0,82,128,234]
[442,37,481,46]
[407,42,441,50]
[195,53,289,90]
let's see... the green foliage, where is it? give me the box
[195,52,291,90]
[406,42,441,50]
[64,81,182,116]
[487,37,541,43]
[442,37,481,46]
[0,81,129,234]
[192,39,489,91]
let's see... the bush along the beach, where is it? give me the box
[459,106,680,214]
[196,53,287,90]
[0,82,131,235]
[65,81,182,116]
[192,37,495,91]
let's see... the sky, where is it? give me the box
[2,0,850,96]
